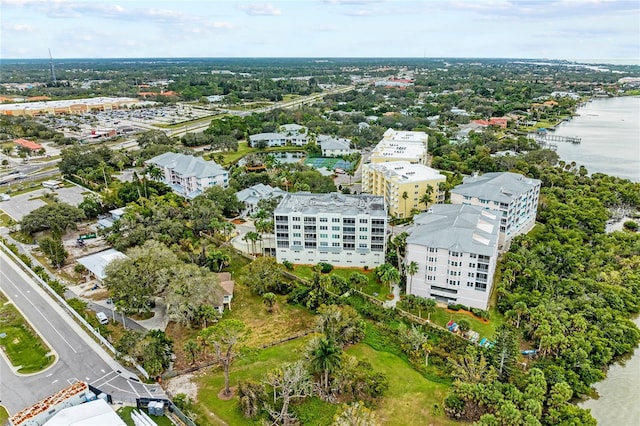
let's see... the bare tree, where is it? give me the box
[264,361,313,425]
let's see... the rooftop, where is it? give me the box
[275,192,386,217]
[407,204,500,256]
[77,249,127,281]
[366,161,445,183]
[0,97,139,112]
[44,398,125,426]
[147,152,227,179]
[14,138,43,150]
[452,172,541,203]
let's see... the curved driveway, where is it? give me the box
[0,251,165,415]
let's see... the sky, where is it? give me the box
[1,0,639,63]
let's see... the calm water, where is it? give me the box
[579,317,640,425]
[552,96,640,182]
[553,97,640,424]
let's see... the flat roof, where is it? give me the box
[275,192,386,217]
[0,97,139,112]
[366,161,445,183]
[45,398,125,426]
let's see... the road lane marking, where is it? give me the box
[0,269,78,353]
[128,380,141,397]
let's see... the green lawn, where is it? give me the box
[0,405,9,425]
[153,114,220,130]
[0,212,16,227]
[423,306,503,340]
[290,265,388,301]
[346,344,458,426]
[116,406,174,426]
[0,291,55,374]
[193,337,313,425]
[191,336,457,426]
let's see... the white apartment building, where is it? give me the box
[361,161,446,218]
[370,128,428,165]
[406,204,500,310]
[274,193,387,268]
[450,172,541,246]
[145,152,228,199]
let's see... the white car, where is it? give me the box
[96,312,109,325]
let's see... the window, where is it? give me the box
[293,241,301,246]
[293,232,301,237]
[468,272,475,277]
[319,233,328,238]
[429,247,437,253]
[292,217,300,222]
[470,253,477,258]
[293,224,301,230]
[358,243,368,249]
[332,218,341,223]
[320,225,328,230]
[359,227,368,232]
[332,226,340,231]
[320,242,328,247]
[359,218,368,224]
[332,234,340,239]
[332,242,340,247]
[359,235,367,240]
[320,217,328,222]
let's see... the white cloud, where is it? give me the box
[2,22,34,31]
[238,3,282,16]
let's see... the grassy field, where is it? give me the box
[153,114,219,130]
[427,306,503,339]
[0,212,16,227]
[116,406,174,426]
[191,336,457,426]
[290,265,388,300]
[0,291,55,374]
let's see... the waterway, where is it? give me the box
[579,317,640,425]
[551,96,640,182]
[551,96,640,424]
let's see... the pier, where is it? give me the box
[528,133,581,144]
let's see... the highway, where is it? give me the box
[0,250,165,415]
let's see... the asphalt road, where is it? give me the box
[0,251,165,415]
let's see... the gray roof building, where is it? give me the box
[236,184,286,215]
[77,249,127,281]
[451,172,541,204]
[147,152,226,180]
[407,204,500,256]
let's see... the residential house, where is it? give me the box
[275,193,387,268]
[216,272,235,312]
[145,152,229,199]
[236,183,286,217]
[405,204,500,310]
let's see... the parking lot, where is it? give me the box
[0,184,87,221]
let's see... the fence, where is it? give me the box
[0,240,149,379]
[136,397,197,426]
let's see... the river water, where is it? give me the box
[555,97,640,424]
[551,96,640,182]
[579,317,640,425]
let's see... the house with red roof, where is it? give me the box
[14,138,43,151]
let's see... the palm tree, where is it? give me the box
[243,231,261,255]
[309,337,342,394]
[423,298,437,322]
[402,191,408,217]
[380,265,400,294]
[263,292,277,313]
[184,340,201,365]
[406,261,418,294]
[420,184,434,209]
[145,164,163,182]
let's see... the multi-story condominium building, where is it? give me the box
[249,132,287,147]
[361,161,446,218]
[274,193,387,268]
[406,204,500,310]
[370,128,428,165]
[145,152,228,199]
[450,172,541,246]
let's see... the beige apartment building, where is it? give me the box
[362,161,446,218]
[370,128,429,165]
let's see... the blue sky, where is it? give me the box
[1,0,639,62]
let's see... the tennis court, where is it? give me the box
[304,157,354,171]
